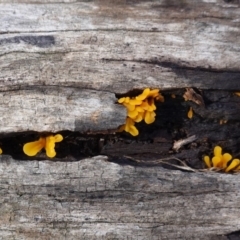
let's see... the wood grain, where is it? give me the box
[0,87,126,133]
[1,1,240,239]
[0,1,240,132]
[0,154,238,240]
[1,1,240,92]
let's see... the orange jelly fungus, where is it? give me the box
[23,134,63,158]
[0,148,2,154]
[204,146,240,172]
[118,88,164,136]
[187,107,193,119]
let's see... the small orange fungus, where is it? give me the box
[0,148,2,154]
[187,107,193,119]
[118,88,164,136]
[234,92,240,97]
[23,134,63,158]
[171,94,176,98]
[204,145,240,172]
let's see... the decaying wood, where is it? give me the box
[0,154,239,240]
[173,135,197,151]
[183,88,205,107]
[0,87,126,132]
[0,0,240,132]
[1,1,240,239]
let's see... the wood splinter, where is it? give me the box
[173,135,198,151]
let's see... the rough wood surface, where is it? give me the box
[1,2,240,239]
[0,87,126,132]
[0,154,239,240]
[1,1,240,92]
[0,0,240,132]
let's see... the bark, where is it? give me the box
[0,1,240,239]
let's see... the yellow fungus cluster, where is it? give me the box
[118,88,164,136]
[23,134,63,158]
[0,148,2,154]
[204,146,240,172]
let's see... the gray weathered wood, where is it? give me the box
[0,87,126,132]
[0,154,239,240]
[0,1,240,132]
[1,1,240,239]
[1,1,240,91]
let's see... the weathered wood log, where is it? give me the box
[0,154,239,240]
[1,1,240,239]
[0,0,240,132]
[0,87,126,132]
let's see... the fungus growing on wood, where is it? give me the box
[204,146,240,172]
[23,134,63,158]
[187,107,193,119]
[118,88,164,136]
